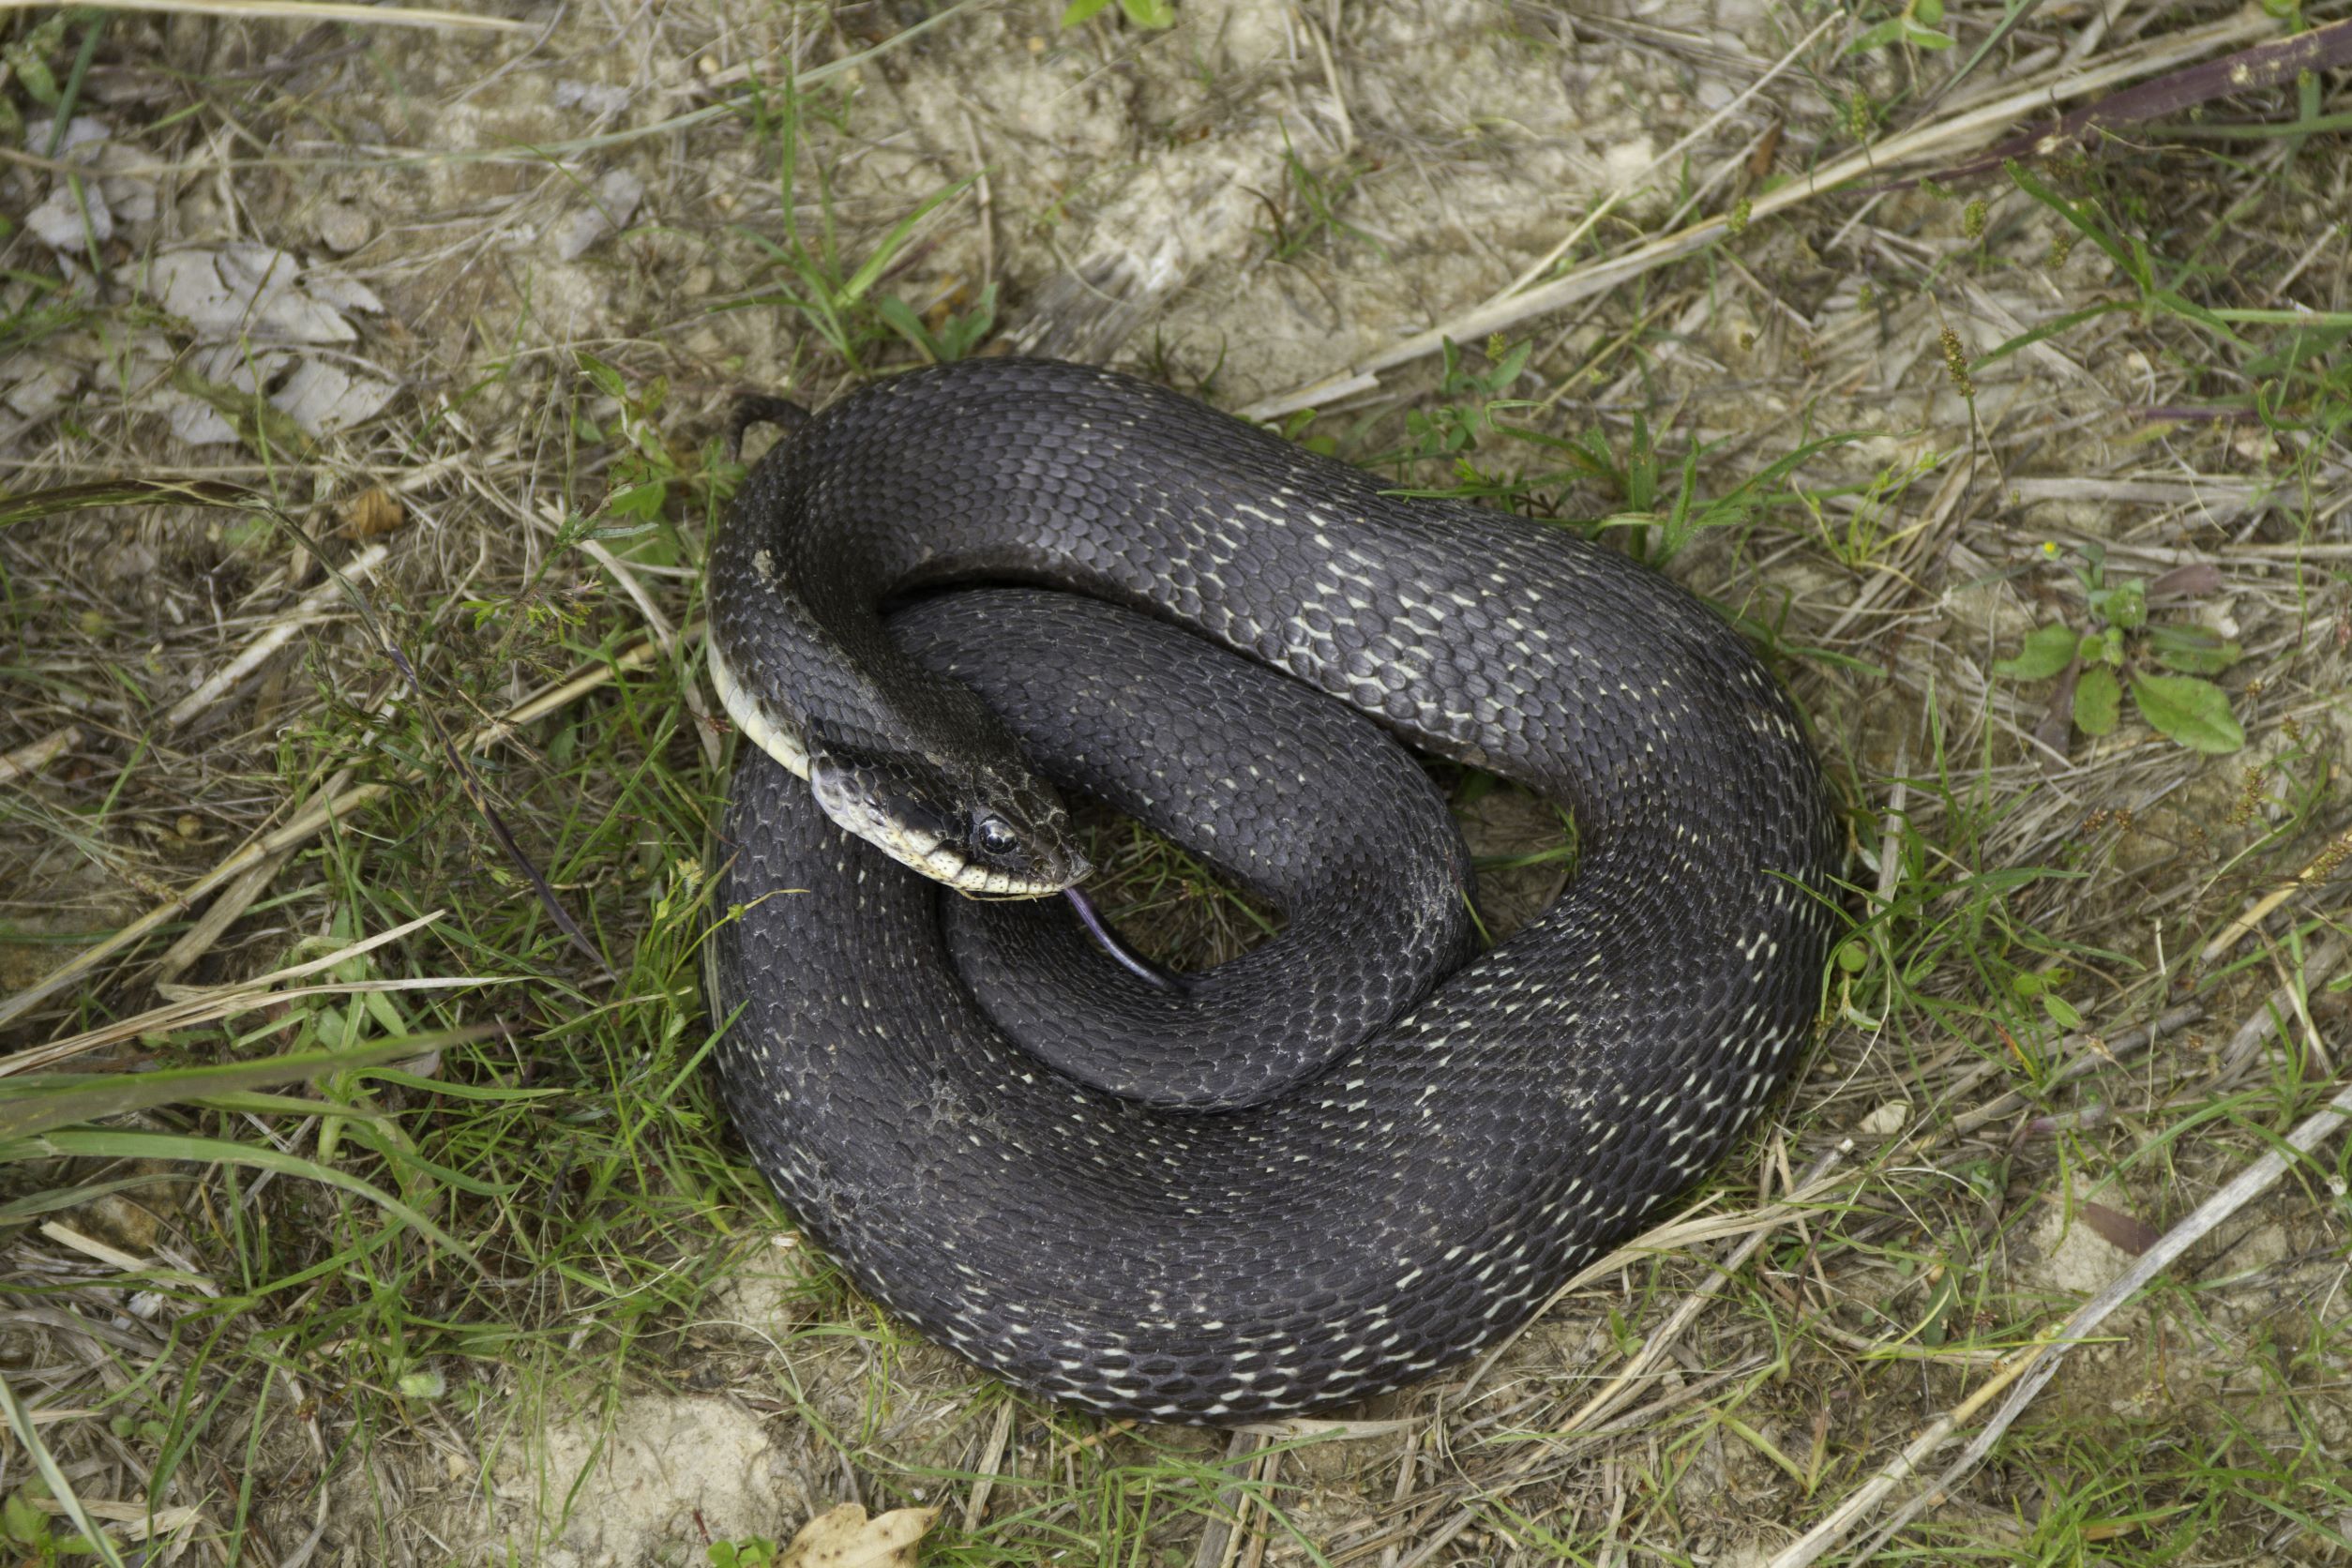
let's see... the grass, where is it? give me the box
[3,0,2351,1564]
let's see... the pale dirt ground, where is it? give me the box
[4,0,2351,1564]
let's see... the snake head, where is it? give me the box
[808,750,1089,897]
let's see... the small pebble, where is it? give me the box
[316,202,371,254]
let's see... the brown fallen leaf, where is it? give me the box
[342,486,408,538]
[2080,1199,2162,1257]
[2146,562,2224,599]
[777,1503,938,1568]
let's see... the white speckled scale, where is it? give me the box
[706,358,1839,1422]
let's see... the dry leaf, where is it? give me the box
[2080,1200,2161,1257]
[777,1502,938,1568]
[148,243,380,343]
[2147,562,2224,598]
[28,177,115,250]
[131,245,399,446]
[143,332,396,445]
[5,358,83,421]
[274,359,399,435]
[555,170,646,261]
[342,487,408,538]
[23,116,158,253]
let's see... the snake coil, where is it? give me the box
[707,358,1837,1422]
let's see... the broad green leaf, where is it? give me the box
[1993,623,2078,680]
[2073,666,2120,734]
[2132,673,2244,754]
[1920,1267,1957,1347]
[1627,413,1656,512]
[2099,580,2147,631]
[2147,624,2243,675]
[2041,991,2083,1029]
[1494,339,1533,385]
[2243,324,2350,376]
[1061,0,1114,22]
[1847,16,1908,52]
[577,354,629,401]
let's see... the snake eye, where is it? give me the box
[972,813,1020,860]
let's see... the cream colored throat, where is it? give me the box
[707,635,811,778]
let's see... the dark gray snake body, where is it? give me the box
[707,358,1837,1421]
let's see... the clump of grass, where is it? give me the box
[1070,802,1282,974]
[1255,125,1387,265]
[724,76,991,375]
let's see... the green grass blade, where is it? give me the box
[840,173,977,304]
[2,1129,479,1266]
[0,1027,495,1141]
[0,1369,128,1568]
[2005,159,2135,279]
[1973,302,2127,370]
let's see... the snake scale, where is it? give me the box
[705,357,1838,1422]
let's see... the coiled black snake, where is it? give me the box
[705,357,1837,1421]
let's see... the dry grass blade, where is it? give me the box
[159,907,448,1002]
[2220,933,2348,1078]
[151,843,297,986]
[0,725,80,784]
[0,1370,128,1568]
[1923,16,2352,183]
[1942,1003,2205,1138]
[1191,1430,1265,1568]
[1456,1143,1856,1426]
[1,911,505,1083]
[0,782,387,1030]
[162,542,388,731]
[0,1024,493,1142]
[2198,817,2352,960]
[1240,10,2279,419]
[1772,1078,2352,1567]
[0,637,670,1029]
[0,0,526,31]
